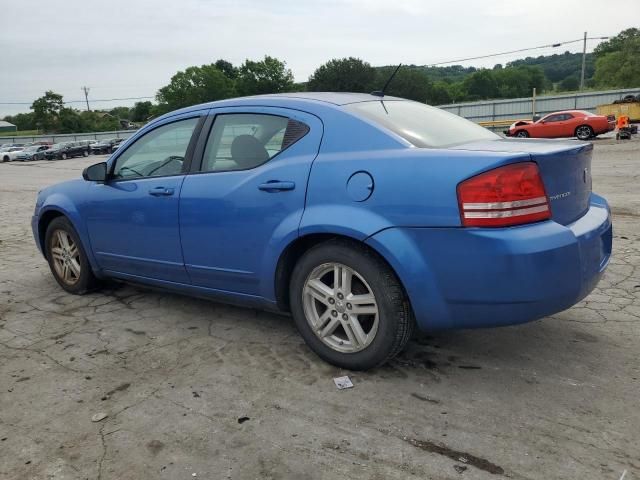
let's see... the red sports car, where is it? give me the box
[505,110,615,140]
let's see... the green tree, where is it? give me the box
[79,111,120,132]
[2,112,36,131]
[428,81,454,105]
[594,28,640,57]
[236,56,294,96]
[463,70,499,100]
[130,101,154,122]
[31,91,64,132]
[57,108,85,133]
[307,57,376,92]
[109,106,131,120]
[156,64,236,111]
[594,37,640,88]
[373,66,432,102]
[214,59,238,79]
[494,66,546,98]
[559,75,580,91]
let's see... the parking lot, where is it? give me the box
[0,140,638,480]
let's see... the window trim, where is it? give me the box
[107,114,206,183]
[191,112,310,174]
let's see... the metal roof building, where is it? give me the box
[0,120,17,133]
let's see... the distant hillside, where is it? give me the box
[370,50,598,102]
[507,51,595,87]
[391,51,595,91]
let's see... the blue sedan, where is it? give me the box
[31,93,612,370]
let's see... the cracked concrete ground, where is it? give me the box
[1,138,639,480]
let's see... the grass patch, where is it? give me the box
[0,130,39,137]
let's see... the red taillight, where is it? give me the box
[457,162,551,227]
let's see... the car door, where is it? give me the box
[536,114,563,138]
[84,113,205,283]
[179,107,322,298]
[561,113,576,137]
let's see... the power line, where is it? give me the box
[425,36,610,67]
[0,96,155,106]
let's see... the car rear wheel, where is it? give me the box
[45,217,98,294]
[515,130,529,138]
[289,239,414,370]
[575,125,593,140]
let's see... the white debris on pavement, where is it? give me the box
[333,376,354,389]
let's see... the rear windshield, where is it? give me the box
[346,100,498,148]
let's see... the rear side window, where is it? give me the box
[345,100,497,148]
[201,113,309,172]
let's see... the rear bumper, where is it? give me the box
[366,193,612,330]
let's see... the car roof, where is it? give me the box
[160,92,405,118]
[246,92,404,105]
[545,110,592,116]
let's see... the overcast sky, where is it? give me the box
[1,0,638,117]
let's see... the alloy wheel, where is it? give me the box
[576,126,592,140]
[49,229,81,286]
[302,262,379,353]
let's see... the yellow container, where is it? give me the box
[597,102,640,122]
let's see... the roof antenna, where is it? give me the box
[371,63,402,97]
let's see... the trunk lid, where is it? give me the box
[451,139,592,225]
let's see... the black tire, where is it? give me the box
[515,130,529,138]
[575,125,594,140]
[61,152,67,160]
[289,239,414,370]
[2,155,9,162]
[44,216,98,295]
[83,150,89,157]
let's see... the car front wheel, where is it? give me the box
[290,239,414,370]
[83,150,89,157]
[576,125,594,140]
[60,152,67,160]
[45,217,98,294]
[515,130,529,138]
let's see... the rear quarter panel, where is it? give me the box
[300,147,531,237]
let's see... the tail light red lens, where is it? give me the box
[457,162,551,227]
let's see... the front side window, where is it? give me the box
[113,117,198,179]
[345,100,498,148]
[201,113,309,172]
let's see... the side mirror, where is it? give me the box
[533,115,541,122]
[82,162,108,182]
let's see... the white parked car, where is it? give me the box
[1,146,25,162]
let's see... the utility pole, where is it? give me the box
[580,31,587,91]
[532,87,537,119]
[81,86,91,111]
